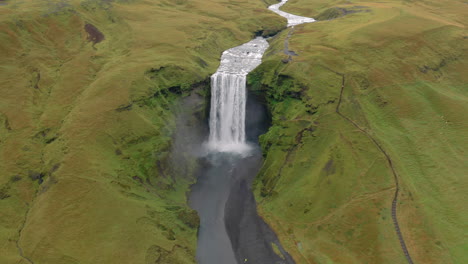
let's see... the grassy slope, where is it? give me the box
[0,0,284,263]
[250,0,467,263]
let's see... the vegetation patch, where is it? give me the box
[0,185,10,200]
[315,6,369,21]
[177,209,200,229]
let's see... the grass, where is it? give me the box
[0,0,284,263]
[249,0,467,263]
[0,0,466,263]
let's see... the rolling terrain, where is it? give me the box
[249,0,467,263]
[0,0,283,263]
[0,0,466,264]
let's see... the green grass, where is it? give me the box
[0,0,466,263]
[250,0,467,263]
[0,0,284,263]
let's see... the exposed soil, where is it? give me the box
[323,159,335,175]
[85,23,105,44]
[282,28,298,63]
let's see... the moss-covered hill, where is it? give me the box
[0,0,283,263]
[1,0,466,263]
[249,0,467,263]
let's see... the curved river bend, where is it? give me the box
[189,1,315,263]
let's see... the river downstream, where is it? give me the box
[188,1,315,263]
[189,91,293,264]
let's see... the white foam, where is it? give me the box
[205,141,253,156]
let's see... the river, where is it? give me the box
[187,1,315,263]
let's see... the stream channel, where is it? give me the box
[182,1,315,263]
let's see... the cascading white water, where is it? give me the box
[192,1,316,264]
[207,1,315,154]
[209,73,247,144]
[207,37,269,153]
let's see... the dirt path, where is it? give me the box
[16,202,36,264]
[335,74,415,264]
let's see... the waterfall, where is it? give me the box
[209,73,247,145]
[206,2,315,154]
[191,2,316,264]
[207,37,269,153]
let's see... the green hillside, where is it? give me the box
[0,0,466,263]
[250,0,467,263]
[0,0,282,263]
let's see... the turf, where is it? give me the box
[0,0,283,263]
[0,0,466,263]
[249,0,467,263]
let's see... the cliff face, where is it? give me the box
[0,1,283,263]
[249,1,467,263]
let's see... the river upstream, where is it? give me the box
[188,1,315,263]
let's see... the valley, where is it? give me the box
[0,0,466,264]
